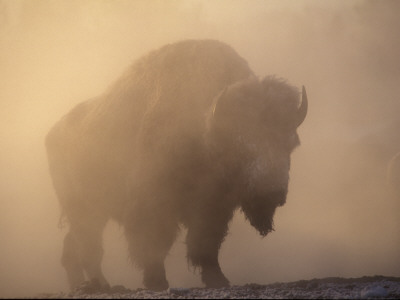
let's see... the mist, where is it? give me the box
[1,0,400,297]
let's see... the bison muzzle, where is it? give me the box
[45,39,308,291]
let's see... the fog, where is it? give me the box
[1,0,400,297]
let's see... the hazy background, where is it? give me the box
[1,0,400,297]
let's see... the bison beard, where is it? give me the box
[46,39,307,292]
[241,190,287,236]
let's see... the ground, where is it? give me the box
[37,276,400,299]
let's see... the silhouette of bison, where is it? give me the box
[46,39,308,291]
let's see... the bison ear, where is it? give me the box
[296,86,308,127]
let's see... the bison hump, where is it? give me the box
[112,41,250,108]
[115,40,253,143]
[49,40,254,159]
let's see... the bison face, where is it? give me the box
[209,76,307,236]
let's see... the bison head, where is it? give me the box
[208,76,307,236]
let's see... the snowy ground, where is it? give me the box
[37,276,400,299]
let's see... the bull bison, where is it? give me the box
[45,39,308,291]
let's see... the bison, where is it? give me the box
[45,39,308,291]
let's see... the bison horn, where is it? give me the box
[212,87,228,117]
[296,85,308,127]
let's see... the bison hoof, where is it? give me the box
[74,278,110,294]
[145,280,169,292]
[143,274,169,291]
[202,268,230,288]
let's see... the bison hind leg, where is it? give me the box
[62,215,110,293]
[62,231,85,290]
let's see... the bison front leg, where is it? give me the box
[124,201,179,291]
[185,208,233,288]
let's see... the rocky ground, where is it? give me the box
[36,276,400,299]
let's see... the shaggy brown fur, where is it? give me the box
[46,39,307,291]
